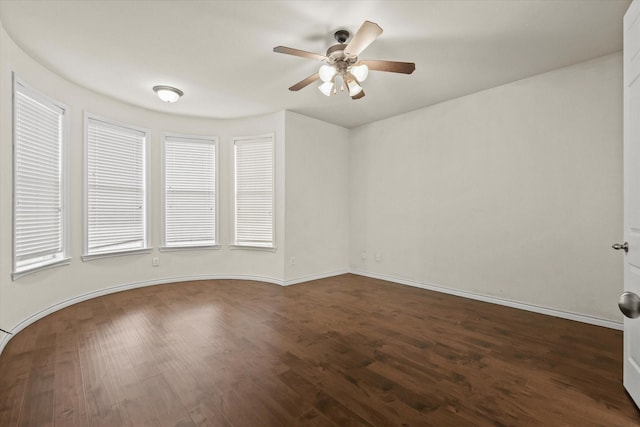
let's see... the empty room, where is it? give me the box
[1,0,640,425]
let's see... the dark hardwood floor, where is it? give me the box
[0,274,638,426]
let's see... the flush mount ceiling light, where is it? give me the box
[153,85,183,103]
[274,21,415,100]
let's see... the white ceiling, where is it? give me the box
[0,0,631,128]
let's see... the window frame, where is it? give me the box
[230,133,276,251]
[160,133,219,251]
[12,75,70,279]
[82,113,151,261]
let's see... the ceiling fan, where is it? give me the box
[274,21,415,100]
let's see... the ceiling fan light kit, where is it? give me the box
[318,81,334,97]
[351,64,369,82]
[274,20,415,100]
[319,64,337,82]
[346,76,363,96]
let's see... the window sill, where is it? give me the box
[82,248,153,262]
[12,257,71,281]
[159,245,220,252]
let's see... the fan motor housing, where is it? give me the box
[326,44,358,65]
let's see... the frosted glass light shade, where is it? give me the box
[347,79,362,96]
[351,64,369,82]
[153,85,183,103]
[318,65,337,82]
[318,81,334,96]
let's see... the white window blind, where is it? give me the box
[13,80,68,276]
[85,117,148,257]
[233,135,274,248]
[163,135,217,248]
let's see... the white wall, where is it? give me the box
[0,19,625,349]
[0,24,352,345]
[284,111,350,283]
[0,24,291,339]
[349,53,624,322]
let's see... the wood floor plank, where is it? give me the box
[0,349,31,425]
[0,274,638,426]
[18,321,56,427]
[52,328,87,426]
[155,350,231,427]
[77,324,125,427]
[97,314,165,427]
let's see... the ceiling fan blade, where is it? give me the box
[359,59,415,74]
[352,89,365,100]
[289,73,320,91]
[344,21,383,57]
[273,46,326,61]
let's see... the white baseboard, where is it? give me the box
[0,273,285,355]
[0,270,353,354]
[283,269,349,286]
[1,269,623,356]
[350,269,623,331]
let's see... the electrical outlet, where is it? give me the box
[290,256,296,266]
[375,253,382,262]
[152,257,159,267]
[361,251,367,260]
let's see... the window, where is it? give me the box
[232,134,275,249]
[162,134,218,249]
[13,78,69,278]
[84,115,149,258]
